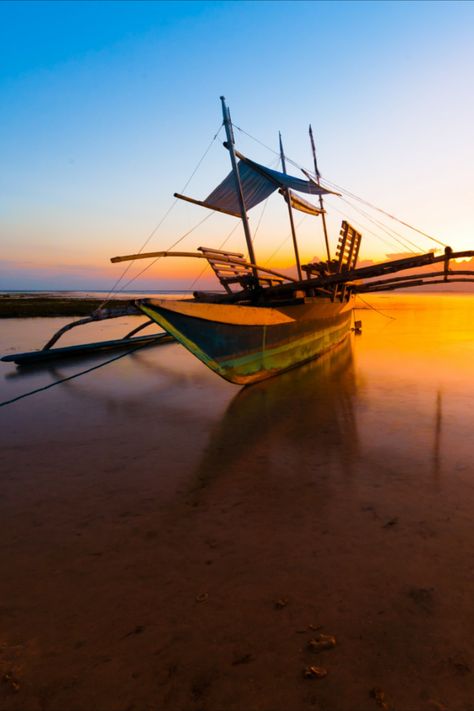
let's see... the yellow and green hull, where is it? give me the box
[138,296,354,385]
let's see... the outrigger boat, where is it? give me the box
[3,97,474,379]
[109,97,474,384]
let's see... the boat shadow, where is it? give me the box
[189,337,359,503]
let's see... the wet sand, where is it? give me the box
[1,295,474,711]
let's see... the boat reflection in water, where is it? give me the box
[190,336,358,502]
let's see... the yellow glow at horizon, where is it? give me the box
[355,294,474,383]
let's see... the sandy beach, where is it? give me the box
[1,295,473,711]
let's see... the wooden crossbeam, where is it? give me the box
[197,245,289,293]
[255,249,474,300]
[356,269,474,292]
[198,246,245,258]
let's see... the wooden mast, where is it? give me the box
[279,132,302,280]
[220,96,257,276]
[309,124,331,262]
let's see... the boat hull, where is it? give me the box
[138,297,353,385]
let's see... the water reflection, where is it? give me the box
[351,295,473,489]
[1,296,472,494]
[432,390,443,482]
[191,338,358,499]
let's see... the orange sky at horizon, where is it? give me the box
[3,242,474,294]
[4,190,473,291]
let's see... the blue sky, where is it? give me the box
[1,1,473,289]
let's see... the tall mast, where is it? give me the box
[220,96,257,271]
[279,132,302,280]
[309,125,331,262]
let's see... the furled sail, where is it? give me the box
[205,160,276,215]
[240,155,334,197]
[174,153,336,217]
[281,189,324,216]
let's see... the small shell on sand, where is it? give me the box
[307,633,336,652]
[303,665,328,679]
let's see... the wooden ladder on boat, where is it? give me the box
[333,220,362,301]
[336,220,362,273]
[198,247,286,293]
[302,220,362,300]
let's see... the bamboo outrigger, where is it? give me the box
[2,97,473,378]
[1,304,171,366]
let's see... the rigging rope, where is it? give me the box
[339,197,421,254]
[252,195,270,244]
[323,178,447,248]
[264,215,307,265]
[232,123,447,250]
[188,221,241,290]
[114,211,214,292]
[327,201,410,254]
[186,156,277,290]
[97,122,223,308]
[355,293,396,320]
[340,196,424,252]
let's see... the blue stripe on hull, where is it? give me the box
[139,300,353,384]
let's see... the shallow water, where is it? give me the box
[1,294,474,710]
[0,294,472,439]
[1,293,473,496]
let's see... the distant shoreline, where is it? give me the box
[0,290,196,317]
[0,295,135,318]
[0,290,471,318]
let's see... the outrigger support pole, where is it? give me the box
[309,125,331,263]
[279,132,302,280]
[220,96,258,278]
[41,305,141,351]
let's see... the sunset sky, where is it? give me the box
[1,0,473,290]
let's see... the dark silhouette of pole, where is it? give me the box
[279,132,302,280]
[309,124,331,262]
[220,96,257,273]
